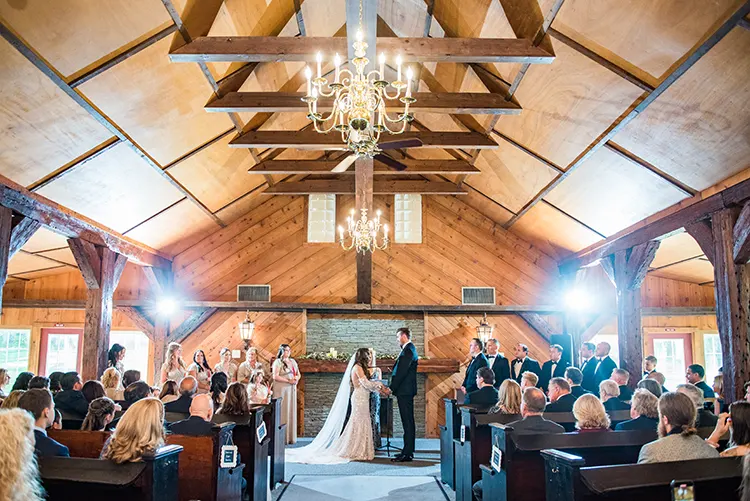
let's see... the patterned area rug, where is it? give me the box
[276,475,450,501]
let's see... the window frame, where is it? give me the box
[393,193,423,244]
[306,194,337,244]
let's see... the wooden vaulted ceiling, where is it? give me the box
[0,0,749,286]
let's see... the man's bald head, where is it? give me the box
[189,393,214,421]
[179,376,198,396]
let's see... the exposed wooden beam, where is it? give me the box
[641,306,716,316]
[208,91,522,115]
[423,0,435,37]
[519,312,556,342]
[8,216,42,261]
[141,266,172,296]
[0,174,172,269]
[167,307,218,344]
[119,306,156,339]
[169,36,555,63]
[355,157,373,304]
[263,180,467,195]
[248,159,481,175]
[733,201,750,263]
[738,16,750,30]
[603,142,697,196]
[686,221,716,265]
[230,130,498,149]
[293,0,306,36]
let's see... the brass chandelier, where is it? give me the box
[338,208,389,253]
[302,0,415,157]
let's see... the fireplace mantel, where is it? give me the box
[297,358,459,374]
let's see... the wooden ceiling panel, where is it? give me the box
[377,0,429,37]
[125,199,221,255]
[613,28,750,192]
[168,134,265,212]
[7,252,63,275]
[11,266,71,280]
[552,0,738,83]
[650,258,714,285]
[36,142,184,233]
[545,147,688,236]
[299,0,346,36]
[0,0,172,78]
[78,37,233,166]
[650,231,705,269]
[35,248,78,267]
[512,202,602,261]
[0,38,112,186]
[494,38,644,168]
[20,228,69,253]
[476,0,522,85]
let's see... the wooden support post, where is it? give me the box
[519,312,555,343]
[0,208,42,312]
[69,239,128,381]
[356,157,373,304]
[153,317,168,386]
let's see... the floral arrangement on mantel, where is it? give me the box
[300,350,401,362]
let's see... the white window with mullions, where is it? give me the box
[703,333,722,381]
[308,194,336,243]
[0,328,31,383]
[394,194,422,244]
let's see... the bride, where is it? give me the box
[286,348,387,464]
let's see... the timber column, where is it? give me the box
[355,157,373,303]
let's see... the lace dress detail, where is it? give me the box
[330,366,383,461]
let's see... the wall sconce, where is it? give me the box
[238,310,255,351]
[476,313,493,344]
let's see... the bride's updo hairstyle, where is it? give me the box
[355,348,371,379]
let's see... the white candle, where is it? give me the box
[406,67,413,97]
[396,55,402,82]
[305,66,312,96]
[338,226,344,240]
[334,53,341,83]
[379,53,385,79]
[316,52,322,79]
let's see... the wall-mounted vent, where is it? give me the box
[462,287,496,305]
[237,285,271,302]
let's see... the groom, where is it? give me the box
[385,327,419,462]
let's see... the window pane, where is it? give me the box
[109,331,151,383]
[308,194,336,243]
[0,329,31,383]
[703,333,722,381]
[653,338,686,391]
[45,334,79,375]
[590,334,619,366]
[394,194,422,244]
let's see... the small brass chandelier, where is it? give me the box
[338,208,388,253]
[302,0,415,157]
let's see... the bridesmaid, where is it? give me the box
[107,344,126,374]
[272,344,299,444]
[214,347,238,383]
[160,342,187,384]
[238,347,264,384]
[187,349,213,394]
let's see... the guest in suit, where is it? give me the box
[545,377,576,413]
[164,376,197,414]
[490,379,521,415]
[636,378,663,398]
[0,408,45,500]
[600,380,630,412]
[484,339,510,387]
[686,364,715,399]
[520,372,539,392]
[462,338,488,395]
[510,343,541,384]
[638,392,719,463]
[53,371,89,419]
[579,342,597,393]
[565,367,592,399]
[615,389,659,431]
[648,371,669,394]
[573,394,611,432]
[677,383,718,428]
[18,388,69,457]
[539,344,570,393]
[389,327,419,463]
[593,342,617,390]
[466,368,499,406]
[643,355,658,377]
[612,369,633,402]
[169,394,215,436]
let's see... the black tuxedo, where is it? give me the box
[485,354,510,387]
[615,415,658,431]
[507,415,565,434]
[570,385,592,399]
[603,397,630,412]
[168,415,215,436]
[463,354,489,393]
[618,385,633,402]
[391,341,419,457]
[539,359,571,392]
[466,386,499,406]
[510,356,541,384]
[34,429,70,458]
[544,393,576,413]
[580,357,598,393]
[54,389,89,418]
[164,394,193,414]
[695,381,716,399]
[593,356,618,389]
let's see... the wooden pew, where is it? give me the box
[49,429,109,457]
[39,444,183,501]
[227,407,271,501]
[263,398,286,489]
[439,398,462,488]
[542,450,743,501]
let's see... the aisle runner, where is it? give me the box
[277,474,449,501]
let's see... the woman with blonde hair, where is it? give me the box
[490,379,521,415]
[160,342,187,384]
[101,367,124,400]
[573,394,611,432]
[0,368,10,399]
[214,347,238,383]
[238,347,264,384]
[101,398,166,463]
[0,390,25,409]
[248,370,272,405]
[0,408,44,500]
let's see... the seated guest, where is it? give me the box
[545,377,576,413]
[159,380,179,404]
[0,368,9,399]
[12,371,34,391]
[520,371,539,392]
[573,394,611,432]
[122,381,152,410]
[615,389,659,431]
[565,367,592,399]
[169,394,215,436]
[27,376,49,390]
[82,396,117,431]
[686,364,715,399]
[1,390,24,409]
[210,371,228,410]
[150,386,161,398]
[677,383,718,428]
[18,388,69,457]
[638,392,719,463]
[54,371,88,418]
[648,371,669,394]
[713,375,727,414]
[164,376,198,414]
[489,379,521,415]
[122,369,141,388]
[611,369,633,402]
[600,380,630,412]
[81,379,106,403]
[508,388,565,434]
[0,408,44,500]
[48,371,64,394]
[248,370,271,405]
[706,401,750,456]
[466,368,499,406]
[214,382,252,424]
[101,398,165,463]
[101,367,124,401]
[637,378,662,398]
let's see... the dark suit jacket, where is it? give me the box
[603,397,630,412]
[486,354,510,388]
[696,381,716,399]
[570,385,592,399]
[466,386,499,406]
[618,385,633,402]
[614,415,658,431]
[507,415,565,435]
[580,357,598,393]
[594,356,618,389]
[545,393,576,413]
[391,342,419,397]
[34,429,70,458]
[539,359,571,392]
[463,353,489,394]
[511,357,541,384]
[54,390,89,418]
[169,415,215,436]
[164,394,194,414]
[697,409,718,428]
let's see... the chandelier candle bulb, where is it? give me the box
[334,53,341,83]
[316,52,322,79]
[379,53,385,78]
[406,67,413,97]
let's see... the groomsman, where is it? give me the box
[539,344,570,393]
[484,338,510,387]
[510,343,541,384]
[390,327,419,463]
[461,338,488,394]
[593,342,618,389]
[579,342,597,393]
[643,355,658,377]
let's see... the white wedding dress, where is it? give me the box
[286,354,384,464]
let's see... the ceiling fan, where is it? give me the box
[331,138,423,173]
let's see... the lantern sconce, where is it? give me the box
[476,313,493,345]
[238,310,255,351]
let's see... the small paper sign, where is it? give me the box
[491,445,502,471]
[220,445,238,468]
[460,424,466,444]
[257,421,267,443]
